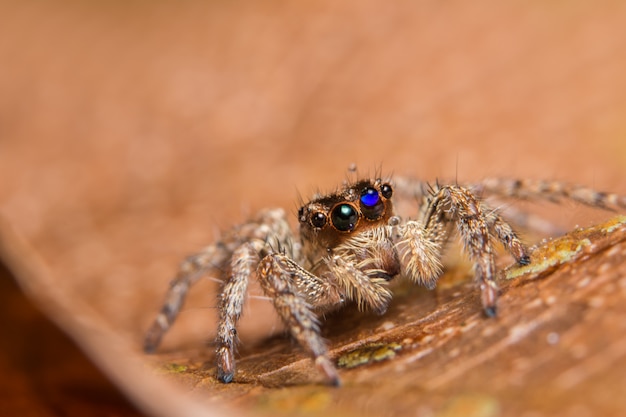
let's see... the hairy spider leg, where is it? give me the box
[145,208,293,355]
[144,245,230,353]
[483,208,530,265]
[420,185,521,317]
[216,242,259,383]
[258,253,341,386]
[475,178,626,210]
[395,177,626,235]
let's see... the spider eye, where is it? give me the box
[331,204,358,232]
[381,183,393,199]
[360,187,380,207]
[360,187,385,220]
[310,212,327,228]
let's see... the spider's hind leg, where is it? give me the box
[483,207,531,266]
[144,245,230,353]
[477,178,626,211]
[421,185,505,317]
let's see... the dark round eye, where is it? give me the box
[360,187,385,220]
[310,211,327,228]
[381,183,393,199]
[331,204,358,232]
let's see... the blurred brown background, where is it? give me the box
[1,1,625,416]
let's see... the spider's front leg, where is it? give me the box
[257,253,343,386]
[421,185,530,316]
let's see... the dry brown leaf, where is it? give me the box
[1,2,626,417]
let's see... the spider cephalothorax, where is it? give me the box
[299,179,395,238]
[144,174,625,386]
[298,179,397,276]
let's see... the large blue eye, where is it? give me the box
[360,187,380,207]
[331,204,358,232]
[360,187,385,220]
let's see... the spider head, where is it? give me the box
[298,179,395,250]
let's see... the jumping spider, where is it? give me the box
[144,174,625,386]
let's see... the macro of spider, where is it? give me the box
[143,173,626,386]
